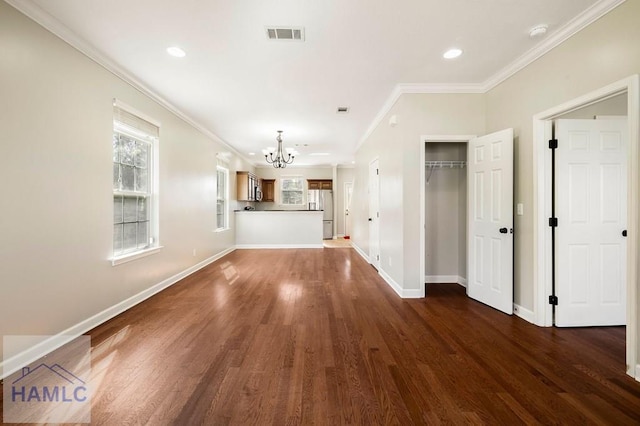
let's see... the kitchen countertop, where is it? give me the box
[235,209,323,248]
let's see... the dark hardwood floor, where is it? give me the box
[3,247,640,424]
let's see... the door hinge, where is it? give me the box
[549,217,558,227]
[549,295,558,305]
[377,212,379,218]
[549,139,558,149]
[376,168,379,175]
[376,255,380,260]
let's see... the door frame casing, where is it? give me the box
[420,135,477,297]
[532,75,639,378]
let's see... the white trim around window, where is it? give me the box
[111,100,161,265]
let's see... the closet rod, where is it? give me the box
[424,160,467,168]
[425,160,466,184]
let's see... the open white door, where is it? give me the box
[555,119,627,327]
[369,159,380,269]
[467,129,514,314]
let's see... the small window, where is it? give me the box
[112,103,159,261]
[280,176,304,205]
[216,166,229,230]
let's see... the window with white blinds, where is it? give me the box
[112,102,159,261]
[280,176,304,205]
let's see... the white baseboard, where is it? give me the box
[378,268,403,297]
[351,244,420,298]
[336,233,345,238]
[379,269,423,298]
[351,242,369,262]
[635,365,640,382]
[235,244,323,249]
[0,246,235,380]
[425,275,467,287]
[513,303,535,323]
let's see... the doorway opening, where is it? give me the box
[344,181,353,239]
[553,110,628,327]
[421,130,514,315]
[420,135,474,298]
[424,142,468,289]
[533,75,639,378]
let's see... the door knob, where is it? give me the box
[499,227,508,234]
[623,230,627,237]
[368,218,373,222]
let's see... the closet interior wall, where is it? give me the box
[425,142,468,284]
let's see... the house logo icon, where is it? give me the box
[11,363,88,403]
[3,335,92,424]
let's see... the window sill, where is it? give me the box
[111,246,163,266]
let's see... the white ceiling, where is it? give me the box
[10,0,618,167]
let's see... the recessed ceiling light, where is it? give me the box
[443,48,462,59]
[166,46,186,58]
[529,25,548,38]
[248,152,255,156]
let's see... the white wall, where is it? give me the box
[0,3,252,360]
[353,94,485,293]
[354,1,640,307]
[484,0,640,311]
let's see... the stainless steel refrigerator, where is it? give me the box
[308,189,333,239]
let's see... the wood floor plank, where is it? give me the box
[2,248,640,425]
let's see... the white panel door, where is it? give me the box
[467,129,514,314]
[555,119,627,327]
[344,181,353,237]
[369,159,380,269]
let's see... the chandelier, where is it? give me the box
[264,130,294,168]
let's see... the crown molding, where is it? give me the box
[5,0,252,165]
[356,82,485,149]
[397,83,486,94]
[355,85,403,151]
[357,0,626,150]
[481,0,627,91]
[7,0,625,163]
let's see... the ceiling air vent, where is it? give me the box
[337,106,350,114]
[266,27,305,41]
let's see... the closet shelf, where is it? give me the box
[425,160,467,184]
[425,160,467,168]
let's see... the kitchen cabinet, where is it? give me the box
[261,179,275,202]
[307,179,332,190]
[237,171,260,201]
